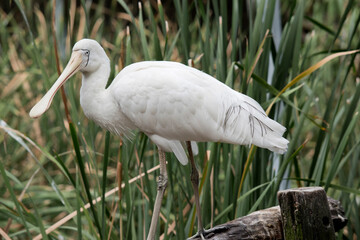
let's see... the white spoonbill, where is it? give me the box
[30,39,288,239]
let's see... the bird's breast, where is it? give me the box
[80,89,136,136]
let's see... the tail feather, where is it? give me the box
[248,117,289,154]
[265,134,289,154]
[221,95,289,154]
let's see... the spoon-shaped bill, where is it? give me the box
[29,51,83,118]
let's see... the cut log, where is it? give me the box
[188,188,347,240]
[278,187,336,240]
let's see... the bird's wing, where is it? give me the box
[111,61,222,143]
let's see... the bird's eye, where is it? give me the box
[84,50,90,56]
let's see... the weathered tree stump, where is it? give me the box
[278,187,336,240]
[188,187,347,240]
[188,206,283,240]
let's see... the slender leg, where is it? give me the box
[186,141,206,240]
[147,149,168,240]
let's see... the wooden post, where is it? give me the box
[278,187,336,240]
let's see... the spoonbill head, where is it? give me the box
[29,39,109,118]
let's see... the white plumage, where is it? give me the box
[30,39,288,165]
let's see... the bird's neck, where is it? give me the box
[80,62,112,121]
[79,62,136,135]
[81,62,110,93]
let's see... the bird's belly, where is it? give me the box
[143,119,221,143]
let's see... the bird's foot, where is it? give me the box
[187,225,230,240]
[157,174,168,191]
[187,229,210,240]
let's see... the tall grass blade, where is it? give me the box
[329,0,356,49]
[0,157,31,238]
[101,131,111,239]
[138,2,150,60]
[325,111,360,190]
[69,122,102,238]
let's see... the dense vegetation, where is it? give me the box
[0,0,359,239]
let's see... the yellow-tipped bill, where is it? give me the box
[29,51,83,118]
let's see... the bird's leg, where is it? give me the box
[147,149,168,240]
[186,141,206,239]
